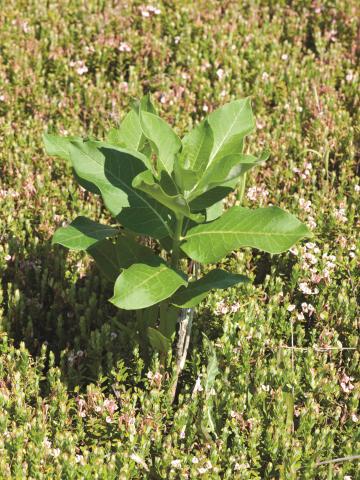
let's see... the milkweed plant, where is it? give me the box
[44,96,312,399]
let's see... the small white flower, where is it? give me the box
[191,457,199,464]
[75,454,84,465]
[345,71,354,82]
[299,198,312,212]
[202,104,209,112]
[43,437,52,449]
[299,282,312,295]
[51,448,61,458]
[301,302,315,315]
[334,208,347,223]
[307,216,317,229]
[198,467,208,474]
[76,63,88,76]
[281,53,288,61]
[230,302,240,313]
[119,42,131,52]
[193,376,203,394]
[287,304,296,312]
[171,459,182,469]
[216,68,224,80]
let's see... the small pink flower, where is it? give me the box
[119,42,131,52]
[216,68,224,80]
[103,398,118,415]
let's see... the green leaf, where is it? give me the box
[106,97,155,162]
[147,327,171,354]
[159,304,179,338]
[106,109,143,151]
[206,200,223,221]
[43,133,83,161]
[190,152,267,200]
[175,120,214,191]
[106,127,126,148]
[180,120,214,172]
[172,269,249,308]
[52,216,118,250]
[68,141,173,239]
[139,110,181,176]
[87,236,154,282]
[133,170,204,222]
[189,186,232,211]
[43,134,100,194]
[207,98,255,163]
[182,206,313,263]
[110,257,187,310]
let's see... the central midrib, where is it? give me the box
[185,229,304,239]
[209,103,246,162]
[123,265,186,296]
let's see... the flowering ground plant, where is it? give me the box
[45,96,312,397]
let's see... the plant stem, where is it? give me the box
[237,172,247,206]
[169,307,194,404]
[158,215,185,370]
[171,215,184,269]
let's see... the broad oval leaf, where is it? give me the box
[106,97,155,164]
[175,120,214,191]
[110,257,187,310]
[189,186,233,211]
[43,134,100,194]
[68,141,173,239]
[133,170,204,222]
[182,206,313,263]
[172,269,250,308]
[205,200,224,221]
[189,152,268,200]
[139,110,182,176]
[88,236,154,281]
[52,216,118,250]
[43,133,82,162]
[207,98,255,163]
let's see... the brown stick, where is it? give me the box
[169,307,194,404]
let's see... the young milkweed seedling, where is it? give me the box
[44,96,312,399]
